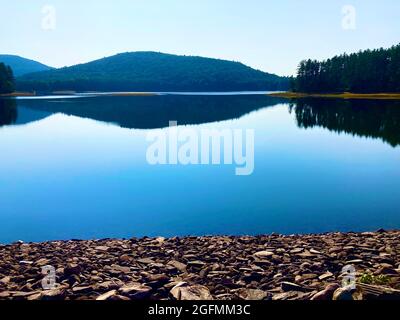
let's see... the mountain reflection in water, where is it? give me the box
[1,95,400,147]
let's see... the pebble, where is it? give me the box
[0,231,399,300]
[311,284,340,300]
[237,288,270,300]
[96,290,118,301]
[170,283,213,300]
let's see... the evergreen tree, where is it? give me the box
[291,44,400,93]
[0,63,15,94]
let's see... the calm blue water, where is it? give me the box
[0,94,400,243]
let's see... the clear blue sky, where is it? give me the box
[1,0,399,76]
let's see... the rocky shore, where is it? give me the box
[1,231,399,301]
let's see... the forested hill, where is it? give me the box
[16,52,289,92]
[291,44,400,93]
[0,55,53,77]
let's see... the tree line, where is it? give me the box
[0,63,15,94]
[291,44,400,93]
[16,52,289,92]
[17,77,289,93]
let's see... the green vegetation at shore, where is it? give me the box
[0,92,35,97]
[290,43,400,94]
[268,92,400,100]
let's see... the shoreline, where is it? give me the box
[0,91,158,97]
[1,230,399,300]
[4,91,400,99]
[0,92,36,97]
[267,92,400,100]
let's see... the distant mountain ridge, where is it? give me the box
[16,52,289,92]
[0,55,53,77]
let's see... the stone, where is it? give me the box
[35,258,50,266]
[119,254,132,262]
[301,273,319,280]
[109,265,131,274]
[187,261,206,267]
[297,251,317,258]
[311,284,340,300]
[272,291,298,300]
[170,283,213,300]
[12,291,38,298]
[0,276,11,285]
[155,237,166,244]
[375,266,398,275]
[20,243,31,251]
[64,263,81,276]
[41,288,66,300]
[137,258,155,264]
[72,286,92,293]
[253,260,271,266]
[310,249,323,255]
[145,274,170,288]
[281,282,308,292]
[167,260,187,273]
[96,290,118,301]
[318,272,334,281]
[254,251,274,258]
[149,262,164,269]
[119,283,152,299]
[110,295,131,301]
[290,248,304,254]
[300,262,311,269]
[27,293,43,300]
[333,286,356,301]
[346,259,363,265]
[95,246,110,252]
[93,281,120,291]
[237,288,270,300]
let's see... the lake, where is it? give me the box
[0,94,400,243]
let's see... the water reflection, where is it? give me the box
[290,98,400,147]
[1,95,400,147]
[0,99,17,126]
[1,95,286,129]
